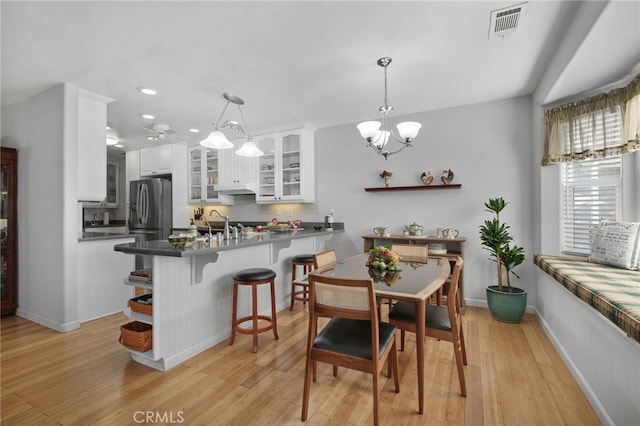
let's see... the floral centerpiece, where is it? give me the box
[366,246,401,285]
[366,246,401,271]
[380,170,393,187]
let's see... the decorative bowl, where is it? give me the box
[168,235,187,248]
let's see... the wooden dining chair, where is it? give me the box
[388,257,466,396]
[301,273,400,426]
[391,243,427,259]
[313,249,337,271]
[391,243,444,305]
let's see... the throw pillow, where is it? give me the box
[589,220,640,270]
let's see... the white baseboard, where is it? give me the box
[16,308,80,333]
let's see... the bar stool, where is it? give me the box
[290,254,315,311]
[230,268,279,353]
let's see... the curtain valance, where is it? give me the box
[542,73,640,166]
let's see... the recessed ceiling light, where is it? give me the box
[138,87,157,95]
[141,114,155,120]
[115,144,124,148]
[105,125,111,130]
[188,128,200,133]
[147,136,156,140]
[106,137,118,145]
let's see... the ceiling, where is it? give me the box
[2,1,638,152]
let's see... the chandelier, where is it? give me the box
[356,57,422,160]
[200,93,264,157]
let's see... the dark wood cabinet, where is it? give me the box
[362,234,466,309]
[1,147,17,316]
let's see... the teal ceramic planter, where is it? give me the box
[486,285,527,323]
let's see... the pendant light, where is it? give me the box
[357,57,422,160]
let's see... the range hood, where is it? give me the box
[214,182,256,195]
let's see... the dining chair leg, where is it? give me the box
[460,326,467,365]
[454,338,466,397]
[391,340,400,392]
[372,371,380,426]
[301,352,313,421]
[400,330,405,351]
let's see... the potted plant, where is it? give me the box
[479,197,527,323]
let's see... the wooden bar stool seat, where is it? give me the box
[230,268,279,353]
[290,254,315,310]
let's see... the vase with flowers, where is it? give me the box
[380,170,393,187]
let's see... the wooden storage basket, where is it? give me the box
[119,321,152,352]
[128,293,153,315]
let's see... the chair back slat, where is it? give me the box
[314,250,337,270]
[315,282,370,311]
[447,257,464,318]
[391,243,427,259]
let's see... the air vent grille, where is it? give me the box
[489,2,527,39]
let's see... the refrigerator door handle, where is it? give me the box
[142,183,149,225]
[136,183,143,224]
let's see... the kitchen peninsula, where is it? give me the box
[114,227,343,371]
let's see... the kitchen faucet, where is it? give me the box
[208,209,230,241]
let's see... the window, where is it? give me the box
[561,157,622,254]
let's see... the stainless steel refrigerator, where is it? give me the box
[129,178,172,241]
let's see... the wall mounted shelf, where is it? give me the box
[364,184,461,192]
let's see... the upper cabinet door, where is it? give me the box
[77,89,114,202]
[255,127,315,204]
[140,145,173,176]
[188,146,234,205]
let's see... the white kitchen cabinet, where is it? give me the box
[187,146,234,205]
[77,89,114,202]
[140,144,172,176]
[125,150,140,207]
[82,161,119,208]
[215,139,258,194]
[256,127,315,203]
[77,237,135,323]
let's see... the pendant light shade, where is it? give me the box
[200,130,233,149]
[396,122,422,141]
[235,141,264,157]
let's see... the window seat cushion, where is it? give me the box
[534,254,640,344]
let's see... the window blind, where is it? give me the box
[561,157,622,254]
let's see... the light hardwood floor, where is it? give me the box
[1,306,600,425]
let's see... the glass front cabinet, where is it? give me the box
[255,127,315,204]
[188,146,234,205]
[1,147,17,316]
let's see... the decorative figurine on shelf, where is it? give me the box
[420,171,434,185]
[441,169,454,184]
[380,170,393,187]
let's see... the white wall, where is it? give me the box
[1,83,80,331]
[216,96,536,308]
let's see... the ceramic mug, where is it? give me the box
[447,228,459,238]
[436,228,446,238]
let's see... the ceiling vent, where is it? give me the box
[488,2,527,40]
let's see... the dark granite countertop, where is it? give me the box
[114,228,343,257]
[78,232,139,242]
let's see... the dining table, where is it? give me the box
[319,253,451,414]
